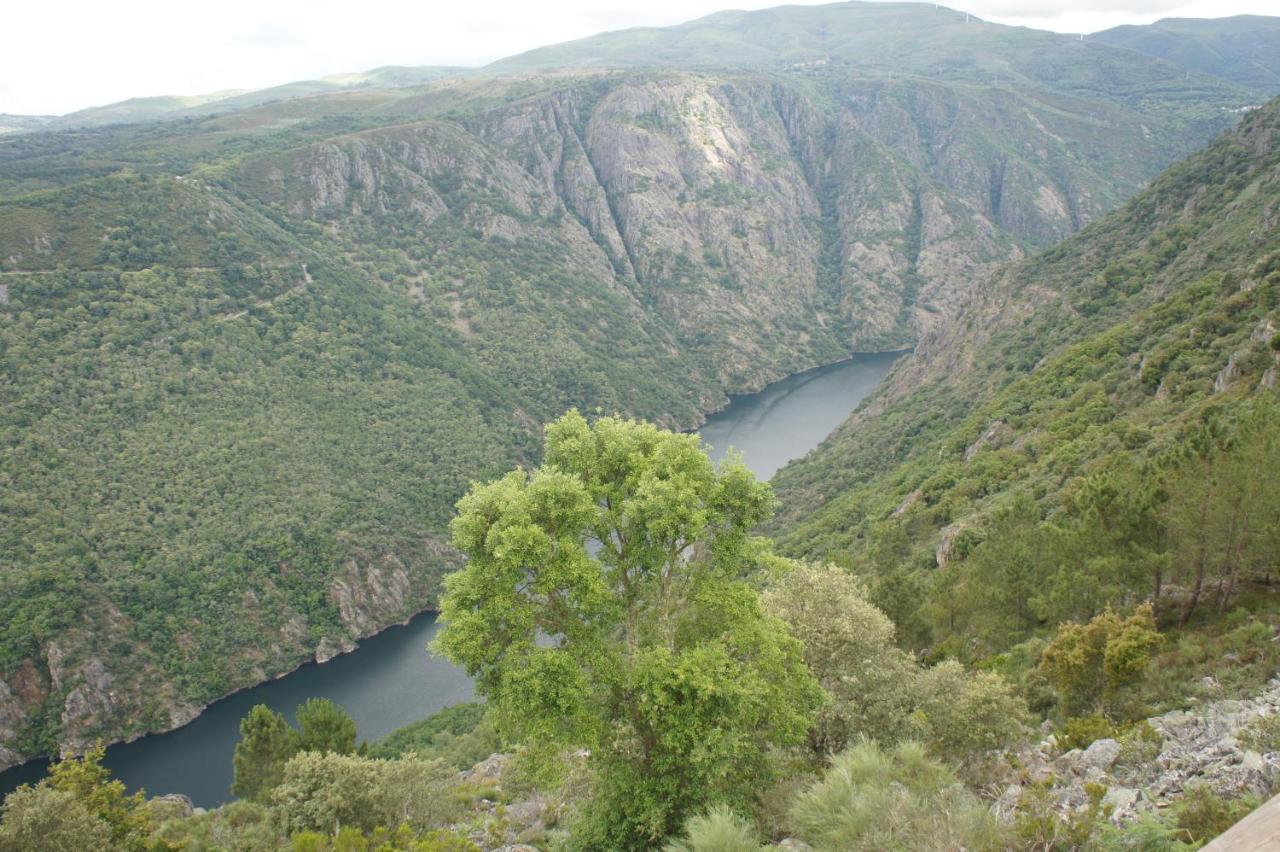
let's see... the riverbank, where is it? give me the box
[0,352,905,805]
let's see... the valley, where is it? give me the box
[1,2,1279,848]
[0,351,899,806]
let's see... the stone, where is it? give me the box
[148,793,195,819]
[1081,738,1122,772]
[1104,786,1140,815]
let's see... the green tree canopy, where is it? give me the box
[231,704,297,802]
[294,698,358,755]
[434,410,821,848]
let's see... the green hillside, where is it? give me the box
[770,96,1280,655]
[1094,15,1280,96]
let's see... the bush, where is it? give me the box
[1059,715,1120,751]
[1014,778,1111,850]
[914,661,1027,766]
[1040,605,1160,716]
[271,752,466,836]
[761,562,916,756]
[787,741,1005,850]
[663,805,765,852]
[763,562,1025,764]
[1238,714,1280,753]
[0,785,112,852]
[1174,785,1258,845]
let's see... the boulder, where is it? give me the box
[1081,738,1122,772]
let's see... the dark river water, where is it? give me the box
[0,351,900,808]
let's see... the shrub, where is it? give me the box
[271,752,464,836]
[0,785,112,852]
[787,741,1005,850]
[1040,605,1160,716]
[761,561,916,755]
[663,805,765,852]
[1058,715,1119,751]
[763,562,1025,764]
[914,661,1027,766]
[1238,714,1280,753]
[1174,785,1258,845]
[1014,778,1111,850]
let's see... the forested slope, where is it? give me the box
[771,96,1280,653]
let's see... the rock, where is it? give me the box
[1081,738,1122,772]
[1104,786,1140,817]
[329,556,414,636]
[993,784,1023,821]
[964,420,1010,461]
[314,636,356,664]
[1055,748,1083,774]
[148,793,194,819]
[461,753,509,785]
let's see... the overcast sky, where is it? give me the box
[4,0,1275,115]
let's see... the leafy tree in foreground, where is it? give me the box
[231,704,297,802]
[434,410,821,849]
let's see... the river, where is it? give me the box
[0,351,901,808]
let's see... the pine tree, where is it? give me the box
[230,705,296,802]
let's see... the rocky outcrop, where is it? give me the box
[1002,677,1280,825]
[0,678,24,770]
[330,556,415,637]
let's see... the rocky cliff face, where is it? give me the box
[234,71,1196,392]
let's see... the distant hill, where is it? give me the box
[486,1,1246,107]
[32,66,469,131]
[1094,15,1280,96]
[0,115,54,136]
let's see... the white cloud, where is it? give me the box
[2,0,1275,115]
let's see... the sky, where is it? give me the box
[4,0,1276,116]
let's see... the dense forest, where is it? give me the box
[2,1,1280,849]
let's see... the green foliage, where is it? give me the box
[1058,715,1123,752]
[1173,785,1259,845]
[663,805,765,852]
[44,746,159,850]
[294,698,358,755]
[435,411,821,850]
[366,703,499,770]
[763,561,1025,764]
[288,825,478,852]
[912,660,1027,767]
[787,740,1005,851]
[1094,810,1195,851]
[0,784,113,852]
[761,562,916,755]
[232,704,298,802]
[271,751,466,836]
[1014,778,1112,850]
[1237,713,1280,754]
[1040,606,1161,716]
